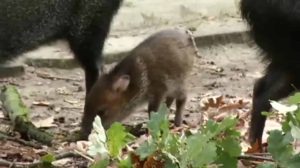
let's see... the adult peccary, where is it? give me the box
[240,0,300,147]
[0,0,123,139]
[81,28,199,137]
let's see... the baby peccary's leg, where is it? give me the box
[174,93,187,126]
[165,96,175,108]
[148,94,165,118]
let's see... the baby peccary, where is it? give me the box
[81,28,199,136]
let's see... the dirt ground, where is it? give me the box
[0,0,271,167]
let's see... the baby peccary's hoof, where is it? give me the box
[174,117,182,127]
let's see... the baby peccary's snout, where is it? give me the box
[81,28,199,135]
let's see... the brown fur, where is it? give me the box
[80,28,198,137]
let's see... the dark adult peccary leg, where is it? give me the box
[240,0,300,145]
[250,63,295,145]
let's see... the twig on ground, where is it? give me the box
[0,151,80,168]
[0,158,14,167]
[250,153,271,156]
[74,149,94,162]
[36,72,81,81]
[61,106,83,110]
[0,79,20,86]
[238,154,274,162]
[0,132,42,149]
[55,152,79,160]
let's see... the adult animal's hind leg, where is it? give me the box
[249,65,295,146]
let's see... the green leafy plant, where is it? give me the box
[40,153,56,168]
[140,104,242,168]
[87,116,134,168]
[258,93,300,168]
[88,104,242,168]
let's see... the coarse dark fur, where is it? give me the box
[240,0,300,146]
[0,0,123,139]
[0,0,122,92]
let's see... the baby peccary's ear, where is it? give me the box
[112,75,130,92]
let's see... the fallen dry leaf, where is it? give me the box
[74,141,90,154]
[201,96,251,124]
[239,110,250,120]
[241,142,251,153]
[0,141,39,162]
[131,152,145,168]
[201,96,250,112]
[246,140,262,154]
[32,116,57,128]
[0,111,5,119]
[200,95,225,110]
[143,154,164,168]
[131,152,165,168]
[218,99,249,112]
[213,112,229,122]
